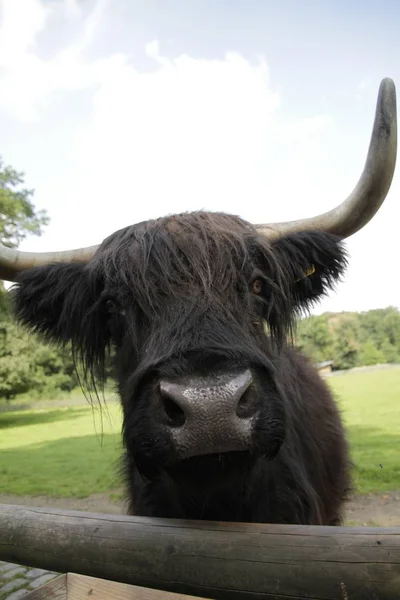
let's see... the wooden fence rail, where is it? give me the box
[0,503,399,599]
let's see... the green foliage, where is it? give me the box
[333,316,362,370]
[0,284,10,319]
[296,306,400,370]
[0,155,79,400]
[379,340,400,363]
[0,320,79,400]
[359,340,385,366]
[0,156,49,248]
[295,314,333,363]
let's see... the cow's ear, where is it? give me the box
[271,231,348,312]
[11,262,106,350]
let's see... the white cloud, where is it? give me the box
[0,0,51,120]
[64,0,82,20]
[69,40,336,240]
[0,0,109,121]
[73,46,284,227]
[0,0,48,59]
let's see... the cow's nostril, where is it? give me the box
[236,386,256,419]
[160,391,186,427]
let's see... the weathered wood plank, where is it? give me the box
[23,574,67,599]
[1,503,399,599]
[67,573,210,599]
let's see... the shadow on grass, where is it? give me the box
[1,418,399,499]
[0,432,124,497]
[0,407,94,429]
[345,424,400,494]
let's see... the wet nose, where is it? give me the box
[159,369,256,458]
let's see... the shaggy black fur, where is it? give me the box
[11,211,352,525]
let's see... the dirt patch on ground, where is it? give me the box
[0,490,399,526]
[344,490,400,526]
[0,492,126,515]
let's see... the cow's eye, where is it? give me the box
[251,279,263,295]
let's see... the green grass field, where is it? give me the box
[0,367,399,498]
[329,367,400,494]
[0,401,124,498]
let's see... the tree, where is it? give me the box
[0,156,49,248]
[296,314,333,363]
[0,156,83,401]
[296,308,400,371]
[358,339,385,366]
[0,156,54,399]
[0,155,50,317]
[381,307,400,352]
[0,321,79,399]
[380,340,400,363]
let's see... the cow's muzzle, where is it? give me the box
[158,369,256,459]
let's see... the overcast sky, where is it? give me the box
[0,0,399,314]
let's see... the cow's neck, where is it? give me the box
[128,458,277,522]
[128,453,318,524]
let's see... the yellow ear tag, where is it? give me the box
[296,264,316,282]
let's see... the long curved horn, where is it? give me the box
[0,78,396,283]
[0,244,99,282]
[255,78,397,240]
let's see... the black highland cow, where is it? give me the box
[0,78,397,526]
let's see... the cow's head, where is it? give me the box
[0,79,396,491]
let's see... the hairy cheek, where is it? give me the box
[122,404,177,474]
[112,345,141,389]
[253,404,286,459]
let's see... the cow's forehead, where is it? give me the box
[91,212,273,309]
[96,211,262,270]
